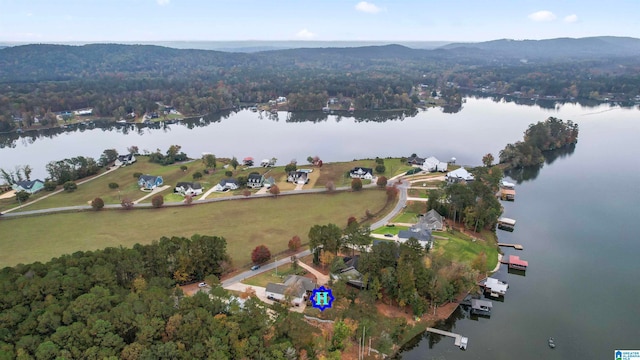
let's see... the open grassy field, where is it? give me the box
[431,229,499,272]
[391,211,419,223]
[314,158,413,188]
[0,189,389,268]
[242,263,308,287]
[371,225,409,235]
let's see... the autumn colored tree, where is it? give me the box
[351,178,362,191]
[347,216,358,227]
[184,195,193,205]
[386,185,399,200]
[288,235,302,251]
[376,176,388,187]
[121,198,134,209]
[325,181,335,192]
[242,189,251,197]
[482,153,494,167]
[269,184,280,197]
[91,197,104,210]
[151,194,164,208]
[251,245,272,264]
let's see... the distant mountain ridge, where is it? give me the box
[440,36,640,59]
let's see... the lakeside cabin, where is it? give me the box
[502,255,529,271]
[497,217,517,231]
[499,180,516,201]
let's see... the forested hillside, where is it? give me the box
[1,37,639,132]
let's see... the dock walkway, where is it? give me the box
[497,243,523,250]
[426,327,468,349]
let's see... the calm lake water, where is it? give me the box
[2,98,639,358]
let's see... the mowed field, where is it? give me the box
[0,189,389,268]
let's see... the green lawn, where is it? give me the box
[242,263,308,287]
[431,230,499,272]
[391,212,419,223]
[371,226,409,235]
[0,189,388,268]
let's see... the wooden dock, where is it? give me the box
[426,327,468,349]
[497,243,523,250]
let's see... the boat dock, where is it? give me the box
[426,327,468,349]
[497,217,516,231]
[498,243,524,250]
[500,255,529,271]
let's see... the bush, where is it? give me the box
[269,185,280,197]
[133,172,143,179]
[225,170,233,177]
[63,181,77,192]
[151,194,164,208]
[376,176,388,187]
[192,172,203,180]
[15,191,30,203]
[288,235,302,251]
[375,157,384,165]
[108,182,119,189]
[251,245,271,264]
[351,178,363,191]
[44,181,57,191]
[180,165,188,171]
[375,164,386,174]
[203,169,210,175]
[91,197,104,210]
[284,163,297,173]
[121,198,134,210]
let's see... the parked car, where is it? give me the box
[251,265,260,271]
[384,233,394,238]
[198,282,207,287]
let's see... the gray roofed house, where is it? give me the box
[470,299,493,316]
[175,182,203,196]
[115,153,136,166]
[446,167,475,183]
[247,173,264,188]
[423,209,444,231]
[265,275,316,306]
[12,179,45,194]
[213,178,239,192]
[349,167,374,179]
[398,218,433,249]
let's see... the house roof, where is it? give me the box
[508,255,528,267]
[176,182,202,189]
[247,173,263,181]
[265,177,276,185]
[139,175,161,182]
[398,228,432,243]
[118,153,134,161]
[423,209,444,228]
[14,180,43,190]
[284,275,316,292]
[219,178,238,186]
[484,277,508,294]
[446,167,474,180]
[265,283,288,295]
[471,299,493,309]
[350,167,373,175]
[407,156,425,165]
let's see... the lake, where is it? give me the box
[2,98,639,359]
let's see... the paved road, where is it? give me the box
[370,179,409,230]
[221,249,312,288]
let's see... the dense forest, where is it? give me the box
[1,37,640,132]
[0,234,323,359]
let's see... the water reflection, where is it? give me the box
[504,144,577,184]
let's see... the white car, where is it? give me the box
[198,282,207,288]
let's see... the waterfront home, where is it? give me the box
[446,167,475,183]
[213,178,239,192]
[349,167,374,180]
[422,209,444,231]
[115,153,136,166]
[406,155,425,166]
[397,218,433,249]
[174,182,203,196]
[247,173,264,189]
[478,277,509,297]
[12,179,45,194]
[470,299,493,316]
[138,175,163,190]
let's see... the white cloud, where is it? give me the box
[528,10,556,22]
[355,1,381,14]
[296,29,316,39]
[157,0,170,6]
[564,14,578,23]
[26,13,33,17]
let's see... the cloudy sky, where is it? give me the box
[0,0,637,43]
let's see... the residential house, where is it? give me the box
[276,96,287,103]
[260,158,276,167]
[213,178,239,192]
[73,108,93,116]
[138,175,163,190]
[349,167,374,180]
[115,153,136,166]
[247,173,264,189]
[445,167,475,183]
[265,275,316,306]
[287,171,308,185]
[331,256,366,289]
[422,209,444,231]
[421,156,448,172]
[397,218,433,249]
[174,182,203,196]
[406,155,425,166]
[12,179,45,194]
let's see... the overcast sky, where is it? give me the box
[0,0,637,43]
